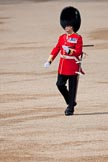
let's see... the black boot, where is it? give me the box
[65,106,74,116]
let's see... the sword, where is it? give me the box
[75,44,94,104]
[83,44,94,47]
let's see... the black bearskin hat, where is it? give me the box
[60,6,81,32]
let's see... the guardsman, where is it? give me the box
[44,6,83,116]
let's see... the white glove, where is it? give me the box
[44,61,50,68]
[62,45,70,53]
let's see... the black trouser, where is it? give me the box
[56,74,78,112]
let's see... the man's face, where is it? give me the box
[64,26,73,33]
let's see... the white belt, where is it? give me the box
[60,54,81,64]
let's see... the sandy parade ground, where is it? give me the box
[0,0,108,162]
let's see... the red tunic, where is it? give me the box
[50,33,83,75]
